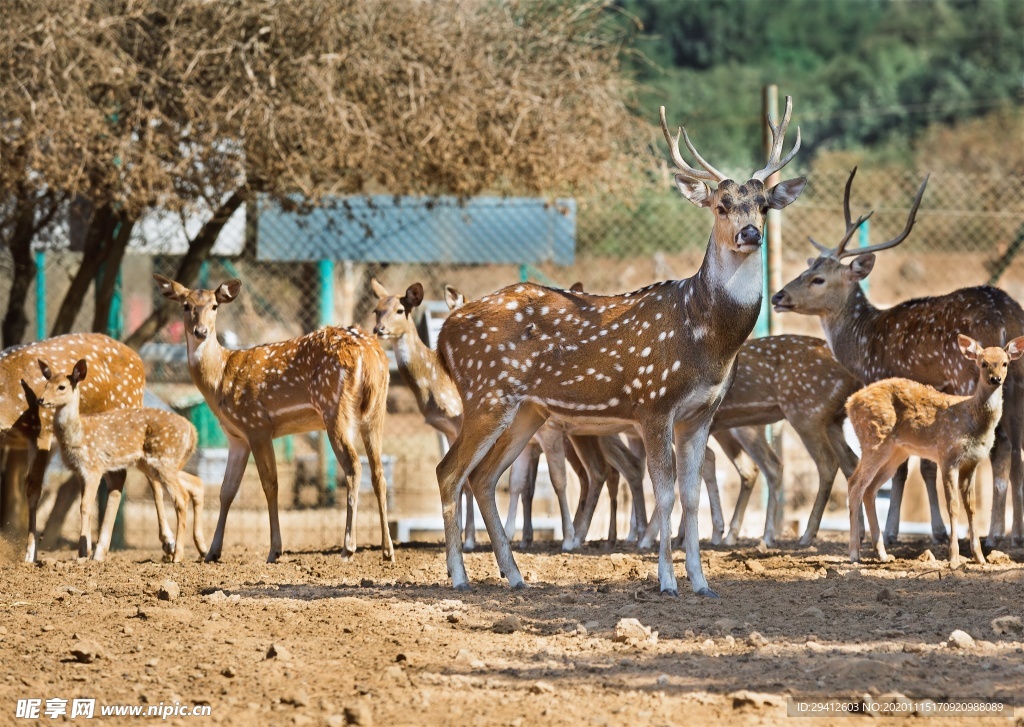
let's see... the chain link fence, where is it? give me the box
[2,167,1023,548]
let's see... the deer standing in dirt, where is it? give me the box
[434,98,805,596]
[846,335,1024,566]
[35,359,207,562]
[155,275,394,564]
[1,333,187,561]
[772,168,1024,547]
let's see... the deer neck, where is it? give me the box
[52,395,83,453]
[819,286,883,381]
[393,330,435,396]
[966,378,1004,427]
[186,331,228,397]
[689,238,764,354]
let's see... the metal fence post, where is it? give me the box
[319,259,337,505]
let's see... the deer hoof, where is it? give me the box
[204,550,222,563]
[511,581,528,591]
[696,587,720,599]
[266,551,281,564]
[452,582,471,592]
[162,540,175,555]
[462,542,476,553]
[660,588,679,597]
[798,535,814,547]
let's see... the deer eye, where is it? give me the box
[811,277,826,286]
[397,308,406,315]
[183,303,191,312]
[58,385,66,391]
[212,304,219,311]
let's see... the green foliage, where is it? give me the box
[619,0,1023,168]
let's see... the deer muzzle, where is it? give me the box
[193,326,209,341]
[770,290,794,312]
[736,225,762,250]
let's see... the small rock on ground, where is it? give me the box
[157,580,180,601]
[990,616,1022,636]
[948,630,975,649]
[614,618,657,644]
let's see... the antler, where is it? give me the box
[752,96,801,182]
[809,167,874,258]
[835,174,929,260]
[660,106,728,184]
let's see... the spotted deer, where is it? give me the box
[35,359,207,562]
[434,98,805,596]
[154,275,394,564]
[772,168,1024,547]
[0,333,186,561]
[846,335,1024,565]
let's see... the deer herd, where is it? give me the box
[2,97,1023,600]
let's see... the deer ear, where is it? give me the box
[444,285,465,311]
[958,334,982,361]
[402,283,424,311]
[154,274,190,303]
[38,360,53,380]
[674,175,712,208]
[569,282,584,293]
[767,177,807,210]
[70,359,88,385]
[21,380,38,407]
[370,278,389,299]
[215,279,242,304]
[846,253,875,282]
[1005,336,1024,360]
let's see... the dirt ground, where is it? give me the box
[1,534,1023,727]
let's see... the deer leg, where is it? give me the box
[730,427,782,548]
[504,450,527,542]
[882,461,908,546]
[141,464,190,564]
[721,434,761,546]
[146,474,176,559]
[249,437,283,563]
[78,471,103,559]
[569,436,608,549]
[179,472,208,558]
[206,438,252,563]
[521,449,539,547]
[437,407,523,590]
[863,458,904,564]
[671,421,715,597]
[700,446,723,546]
[600,434,646,544]
[466,405,547,588]
[847,451,891,563]
[326,428,362,560]
[917,459,948,545]
[359,417,395,563]
[24,447,51,563]
[959,463,985,565]
[93,470,127,562]
[795,425,841,546]
[986,424,1010,546]
[941,464,961,568]
[606,469,620,545]
[461,485,477,551]
[539,435,574,550]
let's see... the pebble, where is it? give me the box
[383,665,404,682]
[947,630,975,649]
[747,631,768,647]
[359,579,374,588]
[991,616,1023,636]
[917,549,936,562]
[713,618,743,633]
[447,613,463,624]
[744,559,765,574]
[531,681,555,694]
[819,586,837,599]
[986,550,1010,564]
[614,618,657,644]
[493,615,523,634]
[656,674,671,686]
[453,649,485,669]
[800,607,824,619]
[70,641,104,664]
[158,580,180,601]
[267,643,292,660]
[221,666,236,678]
[876,587,894,602]
[281,689,310,707]
[343,704,373,726]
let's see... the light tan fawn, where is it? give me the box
[35,359,207,562]
[1,333,187,562]
[154,275,393,564]
[845,334,1024,566]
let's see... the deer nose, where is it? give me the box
[373,325,384,336]
[193,326,209,341]
[989,375,1003,386]
[738,225,761,247]
[770,290,787,306]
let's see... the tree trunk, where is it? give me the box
[2,197,40,347]
[49,203,119,337]
[124,189,246,349]
[91,217,136,333]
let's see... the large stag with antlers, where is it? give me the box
[434,99,805,596]
[772,168,1024,547]
[155,275,394,564]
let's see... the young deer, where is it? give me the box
[35,359,207,562]
[154,275,394,564]
[845,335,1024,566]
[1,333,186,562]
[772,168,1024,547]
[434,98,805,597]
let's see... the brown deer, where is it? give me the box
[434,98,805,596]
[845,335,1024,566]
[154,275,394,564]
[772,168,1024,547]
[35,359,207,562]
[0,333,185,561]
